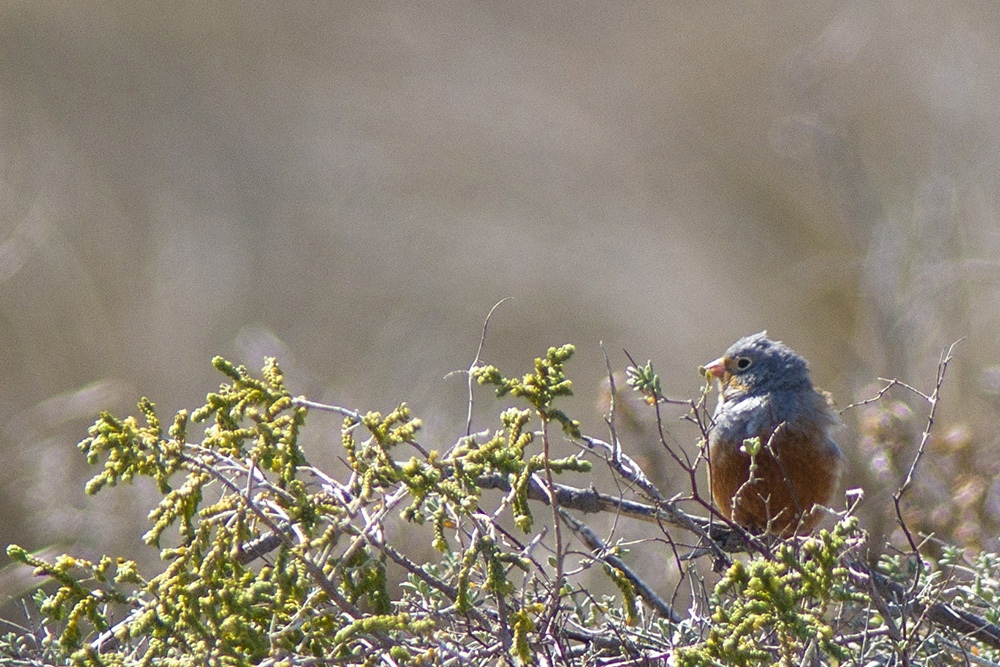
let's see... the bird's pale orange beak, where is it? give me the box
[701,356,727,379]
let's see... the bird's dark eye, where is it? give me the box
[735,357,752,371]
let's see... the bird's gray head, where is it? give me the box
[703,331,813,400]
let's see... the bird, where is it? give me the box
[701,332,843,537]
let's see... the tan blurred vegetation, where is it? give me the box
[2,1,1000,617]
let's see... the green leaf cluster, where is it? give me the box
[3,348,597,666]
[474,344,581,438]
[674,518,864,666]
[8,358,365,665]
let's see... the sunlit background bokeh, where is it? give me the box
[3,3,1000,616]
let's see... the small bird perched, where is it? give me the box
[701,332,843,536]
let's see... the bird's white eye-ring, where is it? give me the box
[735,357,752,371]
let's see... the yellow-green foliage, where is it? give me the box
[8,358,376,665]
[474,344,582,438]
[4,348,597,666]
[674,518,865,667]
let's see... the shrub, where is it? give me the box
[3,341,998,666]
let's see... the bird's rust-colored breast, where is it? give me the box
[709,416,842,537]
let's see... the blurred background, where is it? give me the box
[3,2,1000,616]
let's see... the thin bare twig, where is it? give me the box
[291,397,364,423]
[598,341,623,465]
[459,297,512,438]
[540,420,566,634]
[839,378,930,414]
[893,340,963,568]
